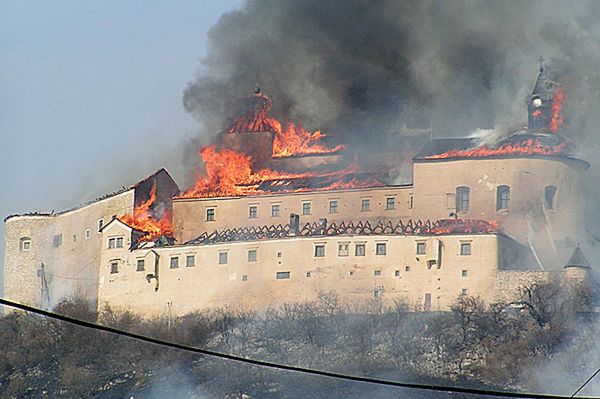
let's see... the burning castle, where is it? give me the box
[3,66,593,314]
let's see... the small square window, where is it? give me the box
[218,251,228,265]
[329,200,338,214]
[395,270,400,277]
[355,243,366,256]
[373,290,381,298]
[116,236,124,248]
[306,271,311,277]
[302,202,311,215]
[461,288,468,296]
[85,229,91,239]
[276,271,290,280]
[314,244,325,257]
[277,251,282,258]
[338,243,349,257]
[248,249,257,262]
[416,242,426,255]
[405,266,411,272]
[108,237,116,249]
[170,257,179,269]
[186,255,196,267]
[376,243,387,255]
[136,259,145,271]
[374,270,382,277]
[110,261,118,274]
[53,234,62,248]
[361,199,370,212]
[349,270,355,276]
[249,206,258,219]
[206,208,215,221]
[242,275,248,281]
[386,197,395,210]
[271,204,281,217]
[460,242,472,256]
[20,238,32,252]
[462,270,468,277]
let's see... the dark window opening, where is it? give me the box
[248,206,258,219]
[314,245,325,257]
[376,243,387,255]
[186,255,195,267]
[456,186,470,212]
[136,259,145,271]
[496,185,510,210]
[110,261,118,274]
[276,271,290,280]
[206,208,215,221]
[545,185,557,209]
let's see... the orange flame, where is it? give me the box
[549,88,566,133]
[425,138,566,160]
[227,92,345,157]
[118,184,174,241]
[430,219,498,234]
[179,145,381,199]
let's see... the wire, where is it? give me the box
[0,298,590,399]
[572,368,600,397]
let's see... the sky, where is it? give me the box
[0,1,244,290]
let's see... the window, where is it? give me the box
[249,206,258,219]
[416,242,426,255]
[85,229,91,239]
[386,197,395,210]
[276,271,290,280]
[218,251,228,265]
[277,251,282,258]
[545,185,557,209]
[116,236,124,248]
[20,237,32,252]
[361,199,370,212]
[329,200,338,214]
[355,243,366,256]
[374,270,382,277]
[110,260,118,274]
[462,270,468,277]
[460,242,472,256]
[314,244,325,257]
[456,186,470,212]
[170,257,179,269]
[136,259,145,271]
[376,243,387,255]
[53,234,62,248]
[306,272,311,277]
[338,243,349,257]
[108,237,116,249]
[461,288,468,296]
[349,270,355,276]
[395,270,400,277]
[408,194,414,209]
[186,255,195,267]
[373,290,381,299]
[242,275,248,281]
[73,234,77,242]
[496,185,510,210]
[248,249,257,262]
[271,204,281,217]
[405,266,411,272]
[302,202,311,215]
[206,208,215,221]
[98,219,104,232]
[424,293,432,311]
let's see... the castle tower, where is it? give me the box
[563,245,591,282]
[527,58,560,131]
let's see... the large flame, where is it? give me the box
[227,92,345,158]
[118,184,174,241]
[549,87,566,133]
[425,138,566,160]
[179,145,381,199]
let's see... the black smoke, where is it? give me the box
[183,0,600,150]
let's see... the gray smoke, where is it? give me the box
[183,0,600,150]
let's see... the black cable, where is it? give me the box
[572,368,600,397]
[0,298,590,399]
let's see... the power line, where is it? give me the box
[0,298,591,399]
[572,368,600,397]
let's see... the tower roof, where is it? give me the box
[530,59,558,101]
[564,246,591,269]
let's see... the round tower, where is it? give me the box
[563,245,591,282]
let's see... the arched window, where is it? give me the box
[496,185,510,210]
[456,186,470,212]
[545,185,557,209]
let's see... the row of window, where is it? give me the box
[205,196,406,222]
[454,185,557,212]
[314,241,471,257]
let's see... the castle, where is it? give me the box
[3,66,593,316]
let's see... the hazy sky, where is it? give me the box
[0,1,243,289]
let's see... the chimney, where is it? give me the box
[289,213,300,236]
